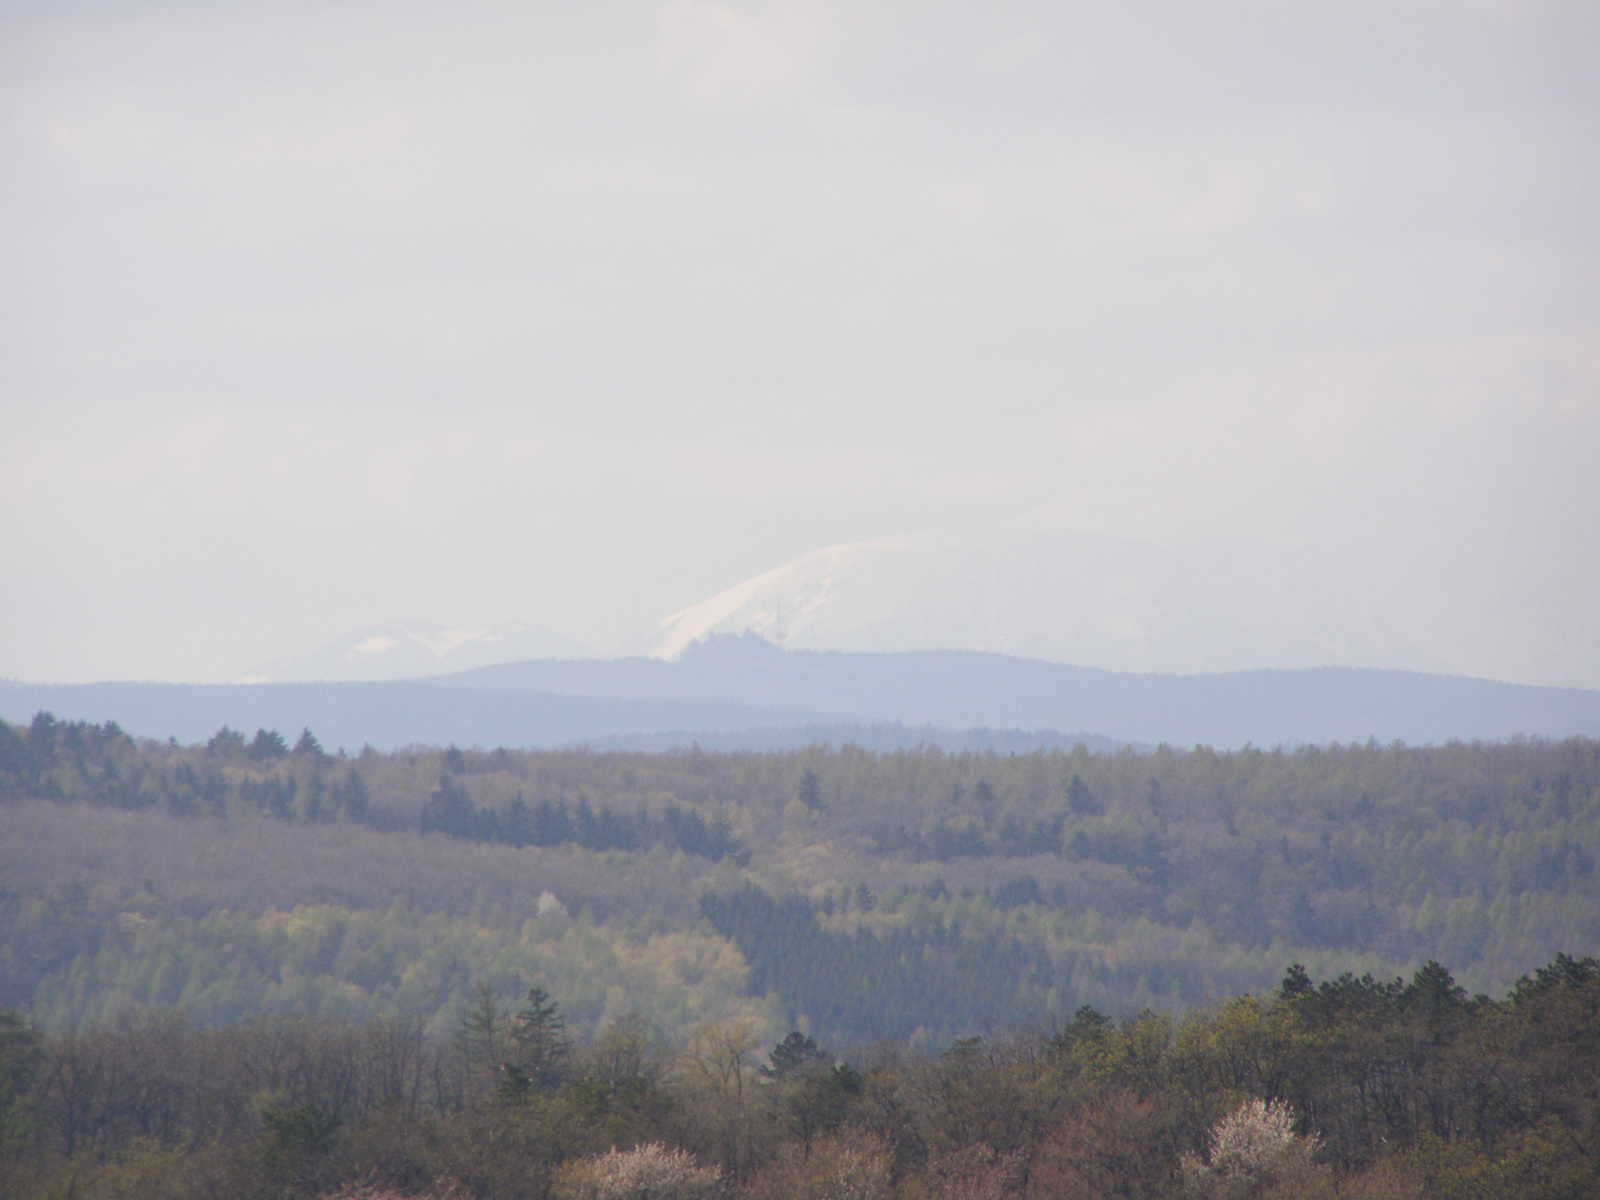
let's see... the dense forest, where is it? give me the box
[3,711,1596,1046]
[0,954,1595,1199]
[4,712,1599,1195]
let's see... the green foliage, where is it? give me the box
[0,713,745,858]
[702,885,1055,1043]
[456,981,511,1098]
[511,987,573,1092]
[796,770,822,811]
[0,1009,41,1161]
[419,776,741,860]
[16,896,773,1046]
[761,1032,828,1082]
[5,719,1600,1048]
[259,1103,342,1194]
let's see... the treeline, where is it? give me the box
[0,712,370,823]
[0,714,740,861]
[1,955,1596,1199]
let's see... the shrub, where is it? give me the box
[552,1143,721,1200]
[1181,1099,1323,1199]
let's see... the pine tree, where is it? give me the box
[455,981,508,1099]
[798,770,823,811]
[510,986,571,1089]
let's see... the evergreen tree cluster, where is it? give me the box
[701,885,1052,1042]
[0,712,368,824]
[0,714,738,859]
[420,772,740,860]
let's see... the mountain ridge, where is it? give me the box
[439,635,1600,747]
[0,680,850,752]
[6,638,1598,751]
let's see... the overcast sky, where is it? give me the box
[3,1,1597,687]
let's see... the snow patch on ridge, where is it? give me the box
[241,620,594,683]
[643,540,899,660]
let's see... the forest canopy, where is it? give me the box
[0,954,1596,1199]
[1,712,1597,1045]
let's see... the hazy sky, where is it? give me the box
[3,1,1597,686]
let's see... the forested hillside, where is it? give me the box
[1,955,1596,1199]
[2,712,1596,1047]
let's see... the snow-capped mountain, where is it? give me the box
[630,539,895,661]
[624,519,1444,676]
[239,620,593,683]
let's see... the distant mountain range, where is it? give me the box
[226,509,1593,698]
[4,634,1598,752]
[439,635,1600,747]
[0,677,847,753]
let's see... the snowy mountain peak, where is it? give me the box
[633,540,900,660]
[239,620,593,683]
[625,520,1449,675]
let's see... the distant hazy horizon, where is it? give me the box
[4,2,1596,688]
